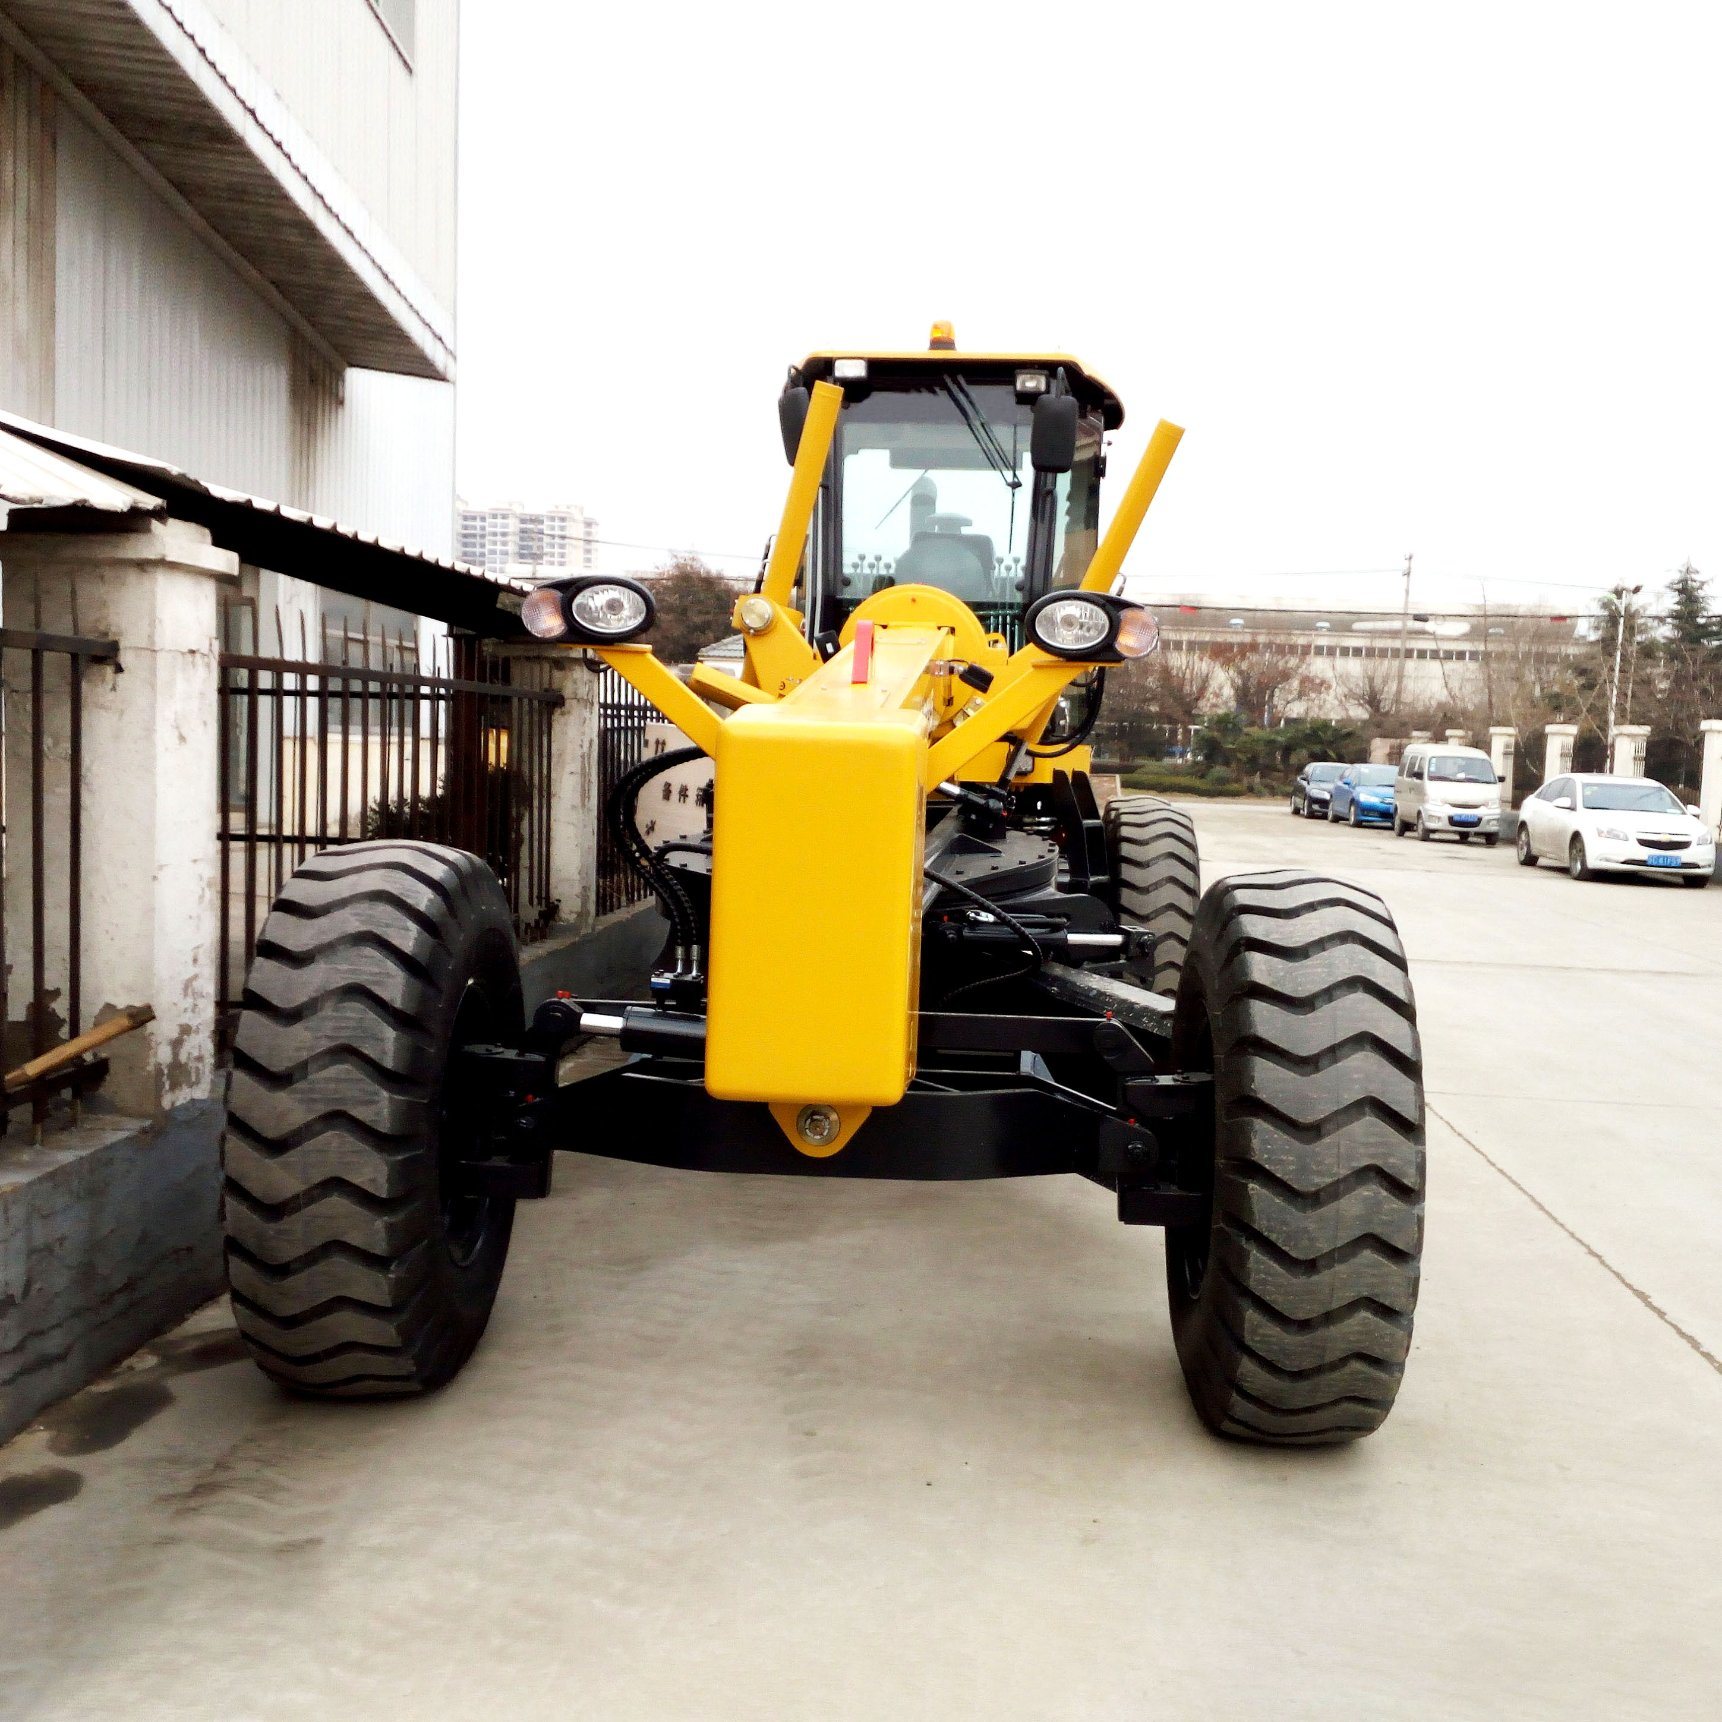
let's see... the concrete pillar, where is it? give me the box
[503,646,601,936]
[1544,722,1578,783]
[1,520,237,1115]
[1444,728,1471,747]
[1409,730,1432,742]
[1697,721,1722,836]
[1611,724,1650,777]
[1487,726,1517,805]
[1367,737,1399,765]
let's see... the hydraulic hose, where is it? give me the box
[924,863,1047,1004]
[1028,669,1107,760]
[606,745,708,960]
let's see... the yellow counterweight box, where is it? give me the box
[705,688,929,1109]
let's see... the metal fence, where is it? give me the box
[0,621,121,1133]
[217,602,562,1012]
[595,665,656,917]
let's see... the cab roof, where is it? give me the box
[796,351,1126,430]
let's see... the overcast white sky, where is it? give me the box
[454,2,1722,617]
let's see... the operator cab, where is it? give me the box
[779,328,1124,647]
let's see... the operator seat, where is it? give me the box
[892,513,997,602]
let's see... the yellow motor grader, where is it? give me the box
[223,331,1426,1444]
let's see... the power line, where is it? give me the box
[1140,600,1696,627]
[1131,569,1699,595]
[590,535,762,563]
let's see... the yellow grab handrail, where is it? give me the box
[760,381,845,608]
[1080,418,1184,593]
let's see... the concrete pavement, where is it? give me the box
[2,801,1718,1720]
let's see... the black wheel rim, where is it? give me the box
[439,982,499,1269]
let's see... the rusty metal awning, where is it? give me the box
[0,0,452,379]
[0,413,528,639]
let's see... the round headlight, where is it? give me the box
[569,582,651,638]
[1032,596,1112,655]
[521,587,570,639]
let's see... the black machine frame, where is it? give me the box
[455,990,1213,1231]
[445,729,1215,1226]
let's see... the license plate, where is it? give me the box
[1647,853,1682,868]
[1451,814,1480,827]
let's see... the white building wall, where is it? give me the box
[1161,629,1491,719]
[198,0,459,309]
[53,105,456,559]
[54,106,295,504]
[0,38,56,422]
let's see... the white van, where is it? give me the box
[1394,743,1502,844]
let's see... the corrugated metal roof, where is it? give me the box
[0,424,164,523]
[0,411,529,638]
[0,0,451,379]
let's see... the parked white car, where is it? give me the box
[1517,774,1715,887]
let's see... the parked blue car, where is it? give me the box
[1328,763,1398,827]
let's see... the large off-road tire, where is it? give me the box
[1166,870,1425,1444]
[223,842,524,1397]
[1105,795,1201,998]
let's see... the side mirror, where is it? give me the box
[778,385,810,465]
[1553,795,1574,810]
[1031,393,1079,474]
[1686,803,1702,817]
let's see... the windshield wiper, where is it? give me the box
[941,375,1021,491]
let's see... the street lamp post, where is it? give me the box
[1605,582,1643,761]
[1392,552,1413,710]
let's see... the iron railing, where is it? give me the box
[217,603,561,1013]
[0,623,121,1134]
[595,666,656,917]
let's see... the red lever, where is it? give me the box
[851,618,875,684]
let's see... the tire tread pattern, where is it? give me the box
[1104,795,1200,997]
[1169,867,1426,1444]
[222,841,520,1398]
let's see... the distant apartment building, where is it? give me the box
[0,0,462,636]
[457,499,599,577]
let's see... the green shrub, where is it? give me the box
[1121,765,1253,799]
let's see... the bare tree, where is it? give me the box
[1152,644,1220,735]
[1209,636,1322,725]
[1337,653,1403,727]
[636,556,741,665]
[1422,615,1591,797]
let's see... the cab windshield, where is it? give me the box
[829,381,1100,636]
